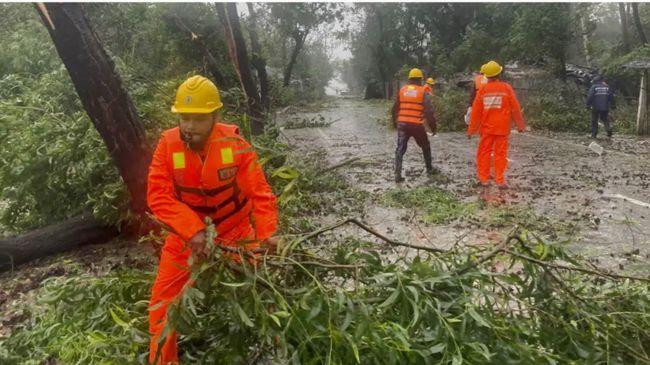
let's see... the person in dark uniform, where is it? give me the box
[391,68,437,183]
[586,76,615,138]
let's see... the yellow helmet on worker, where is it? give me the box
[171,75,223,114]
[426,77,435,85]
[481,61,503,78]
[408,68,424,79]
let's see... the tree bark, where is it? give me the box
[619,3,631,53]
[579,9,592,67]
[172,14,226,86]
[631,3,648,45]
[215,3,264,135]
[283,29,308,87]
[35,3,150,215]
[246,3,270,111]
[637,71,650,135]
[0,214,118,271]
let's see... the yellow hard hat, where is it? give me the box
[426,77,435,85]
[482,61,503,78]
[171,75,223,114]
[408,68,424,79]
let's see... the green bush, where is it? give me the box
[432,87,470,132]
[2,229,648,364]
[0,70,128,232]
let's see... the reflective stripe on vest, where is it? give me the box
[397,85,425,124]
[167,130,252,227]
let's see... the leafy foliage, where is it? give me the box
[2,227,648,364]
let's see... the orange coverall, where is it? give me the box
[423,84,433,96]
[146,123,278,364]
[467,80,525,185]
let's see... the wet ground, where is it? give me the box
[1,97,648,338]
[279,97,650,274]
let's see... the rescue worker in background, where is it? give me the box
[586,75,615,138]
[392,68,437,183]
[424,77,435,96]
[147,75,278,364]
[465,67,488,125]
[467,61,525,189]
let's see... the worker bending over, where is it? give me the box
[147,75,278,364]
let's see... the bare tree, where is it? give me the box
[172,13,226,86]
[247,3,270,111]
[215,3,264,135]
[619,3,631,52]
[631,3,647,45]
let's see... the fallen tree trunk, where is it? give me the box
[0,214,118,272]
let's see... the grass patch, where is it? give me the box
[480,204,578,239]
[382,186,578,238]
[382,186,477,224]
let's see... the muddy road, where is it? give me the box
[279,97,650,274]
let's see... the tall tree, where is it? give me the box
[35,3,150,216]
[172,13,226,86]
[269,3,341,86]
[215,3,264,135]
[631,3,647,45]
[576,4,593,66]
[508,4,571,78]
[246,3,270,111]
[619,3,631,52]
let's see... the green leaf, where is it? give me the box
[109,307,129,329]
[379,289,400,308]
[273,311,291,318]
[429,343,446,354]
[269,314,281,327]
[343,333,361,364]
[467,307,490,328]
[235,304,254,327]
[221,281,247,288]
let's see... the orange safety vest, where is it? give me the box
[423,84,434,96]
[397,84,426,125]
[474,74,487,90]
[167,127,251,229]
[468,80,526,136]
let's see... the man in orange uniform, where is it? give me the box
[424,77,435,96]
[392,68,437,183]
[465,68,487,125]
[147,75,278,364]
[467,61,525,189]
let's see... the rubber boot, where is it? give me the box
[395,157,404,183]
[423,147,434,176]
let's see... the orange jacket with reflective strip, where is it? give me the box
[474,74,487,90]
[468,80,525,136]
[423,84,433,96]
[397,84,426,125]
[147,123,278,242]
